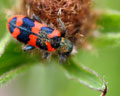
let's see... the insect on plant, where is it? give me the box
[7,8,73,63]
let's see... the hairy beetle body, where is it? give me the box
[7,15,62,52]
[7,14,73,63]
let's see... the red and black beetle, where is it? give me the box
[7,9,73,63]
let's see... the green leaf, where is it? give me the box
[0,34,107,95]
[0,34,10,56]
[61,59,107,95]
[0,64,31,86]
[97,10,120,33]
[0,35,40,85]
[90,10,120,48]
[91,33,120,48]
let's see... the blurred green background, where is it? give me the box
[0,0,120,96]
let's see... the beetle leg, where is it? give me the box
[57,8,67,37]
[23,45,35,51]
[59,54,67,64]
[32,14,42,23]
[42,52,50,59]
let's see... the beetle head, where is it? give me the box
[58,37,73,56]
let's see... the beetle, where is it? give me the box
[7,9,73,63]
